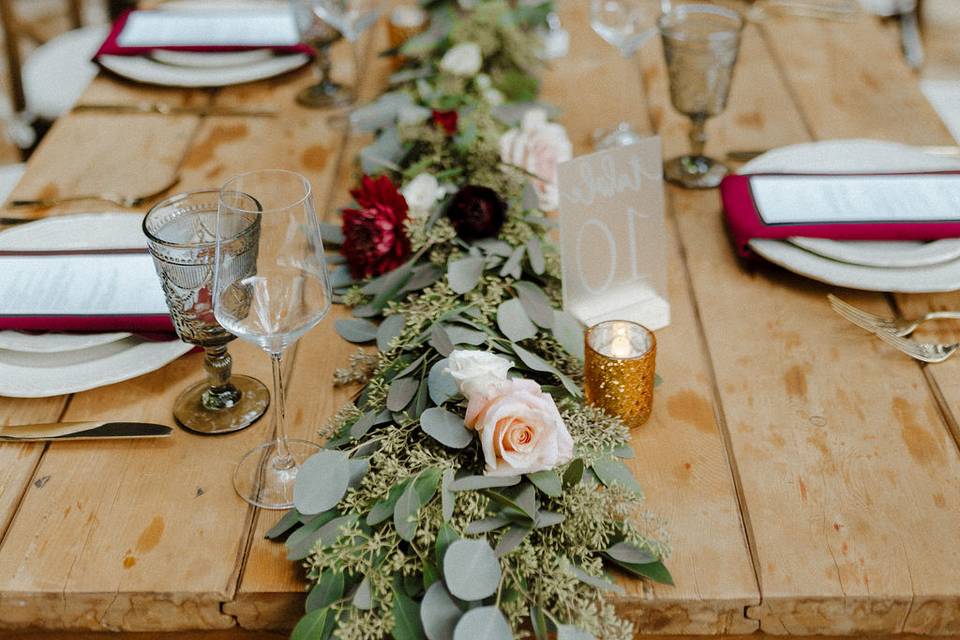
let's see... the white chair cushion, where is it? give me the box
[23,25,110,121]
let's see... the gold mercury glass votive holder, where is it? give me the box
[584,320,657,429]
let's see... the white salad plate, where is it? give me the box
[99,52,309,88]
[0,214,191,397]
[743,139,960,292]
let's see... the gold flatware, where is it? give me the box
[73,102,278,118]
[726,145,960,162]
[828,294,960,337]
[8,175,181,209]
[0,421,173,442]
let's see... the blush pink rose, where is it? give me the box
[498,108,572,212]
[464,378,574,476]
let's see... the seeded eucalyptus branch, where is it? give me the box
[273,2,671,639]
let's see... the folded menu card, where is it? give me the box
[0,250,174,333]
[96,9,311,56]
[720,171,960,257]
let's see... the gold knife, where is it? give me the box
[73,102,278,118]
[0,421,173,442]
[726,145,960,162]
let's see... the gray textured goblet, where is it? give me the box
[143,191,269,435]
[659,4,743,188]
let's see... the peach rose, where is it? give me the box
[464,378,574,476]
[498,108,572,212]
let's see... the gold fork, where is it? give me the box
[8,175,181,209]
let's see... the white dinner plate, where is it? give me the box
[98,52,308,88]
[0,214,192,397]
[743,140,960,292]
[150,49,274,68]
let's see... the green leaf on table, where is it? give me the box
[435,522,459,568]
[377,314,406,352]
[429,324,455,357]
[526,237,545,275]
[441,469,455,522]
[475,239,514,257]
[562,458,584,488]
[420,407,473,449]
[499,245,524,279]
[293,450,351,515]
[421,581,462,640]
[367,479,410,525]
[445,326,487,346]
[305,570,344,612]
[349,91,412,132]
[566,561,624,595]
[412,376,430,418]
[335,318,378,343]
[558,625,596,640]
[449,474,520,492]
[485,484,536,521]
[352,304,380,318]
[512,344,581,397]
[513,281,554,329]
[393,586,426,640]
[591,456,643,495]
[453,607,512,640]
[552,310,585,361]
[527,469,562,497]
[286,514,356,561]
[423,560,440,590]
[350,411,378,439]
[348,458,369,490]
[464,516,510,535]
[497,298,537,342]
[443,539,501,601]
[428,358,459,404]
[605,541,657,565]
[447,256,486,294]
[608,558,674,586]
[495,524,531,557]
[534,510,565,529]
[319,223,344,246]
[353,576,373,610]
[612,444,634,459]
[264,508,301,540]
[291,607,335,640]
[361,127,405,174]
[401,263,443,294]
[394,468,442,541]
[395,353,428,379]
[330,266,356,290]
[387,377,420,412]
[494,69,539,102]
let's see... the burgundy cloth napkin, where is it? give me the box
[720,170,960,258]
[95,9,313,58]
[0,248,175,335]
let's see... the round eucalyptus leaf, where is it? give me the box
[526,237,545,275]
[428,358,459,404]
[452,607,512,640]
[447,256,486,294]
[443,539,501,601]
[558,624,596,640]
[497,298,537,342]
[552,310,585,361]
[377,314,406,352]
[334,318,379,343]
[293,450,350,515]
[421,582,463,640]
[387,377,420,412]
[353,576,373,610]
[606,541,657,564]
[421,407,473,449]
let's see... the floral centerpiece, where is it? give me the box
[270,2,672,638]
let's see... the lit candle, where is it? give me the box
[584,320,657,429]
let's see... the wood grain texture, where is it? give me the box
[642,15,960,636]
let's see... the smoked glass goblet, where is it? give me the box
[143,191,269,435]
[658,3,743,188]
[214,170,332,509]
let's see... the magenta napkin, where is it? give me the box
[0,248,175,335]
[720,171,960,258]
[95,9,314,58]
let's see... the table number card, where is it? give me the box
[557,137,670,330]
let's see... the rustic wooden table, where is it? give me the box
[2,3,959,638]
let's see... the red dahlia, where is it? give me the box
[431,109,459,135]
[341,175,411,279]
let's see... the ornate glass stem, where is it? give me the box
[313,44,336,91]
[270,352,294,471]
[688,113,708,158]
[200,344,241,410]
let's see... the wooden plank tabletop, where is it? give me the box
[1,3,959,636]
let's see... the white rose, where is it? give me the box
[498,108,573,211]
[401,173,443,218]
[483,88,505,106]
[440,42,483,78]
[464,378,575,476]
[445,349,512,398]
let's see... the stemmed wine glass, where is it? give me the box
[143,191,270,435]
[214,170,332,509]
[591,0,671,148]
[291,0,382,108]
[658,4,744,188]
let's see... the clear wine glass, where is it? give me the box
[143,191,270,435]
[590,0,671,148]
[291,0,382,108]
[658,3,744,188]
[214,170,332,509]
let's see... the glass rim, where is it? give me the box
[657,3,744,41]
[142,189,259,250]
[219,169,313,215]
[585,319,656,361]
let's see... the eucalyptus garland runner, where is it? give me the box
[270,2,672,638]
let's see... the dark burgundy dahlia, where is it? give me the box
[446,185,507,241]
[341,175,411,279]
